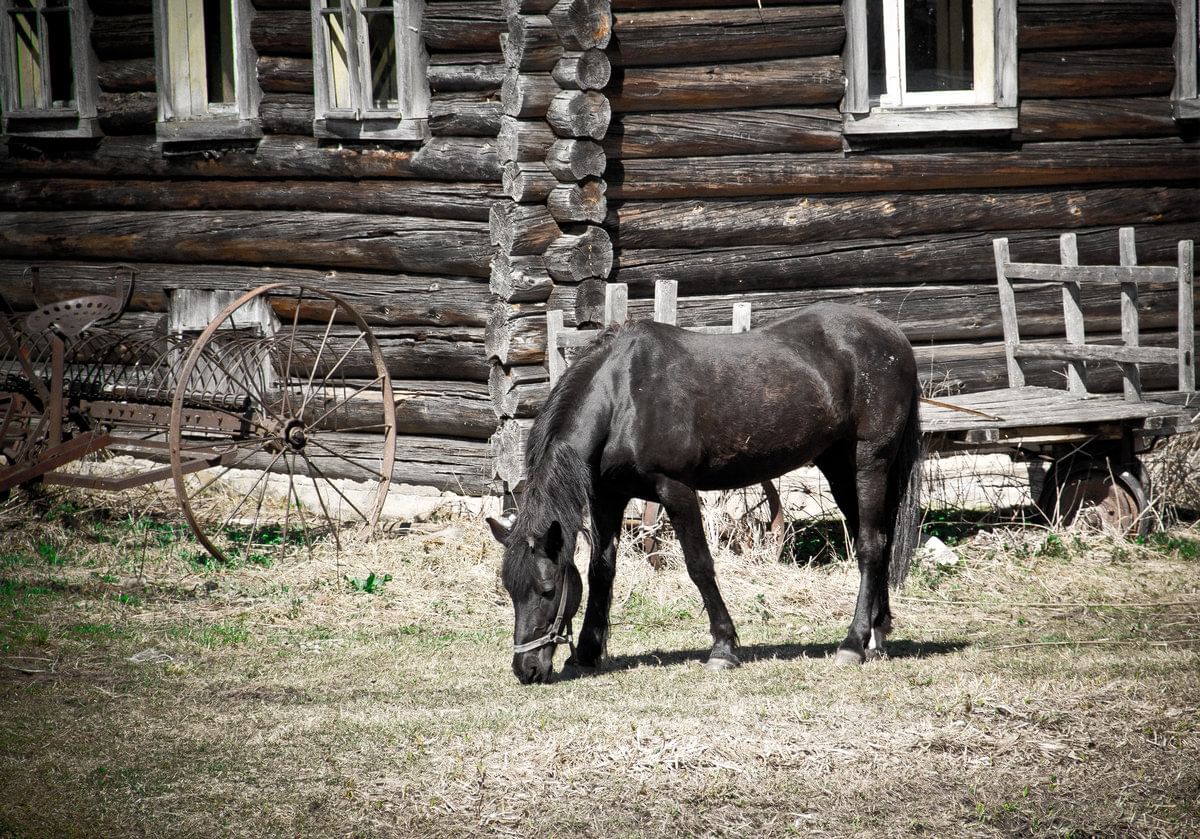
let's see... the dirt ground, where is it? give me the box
[1,490,1198,839]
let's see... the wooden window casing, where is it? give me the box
[1176,0,1200,119]
[0,0,99,137]
[153,0,262,143]
[843,0,1017,134]
[311,0,430,141]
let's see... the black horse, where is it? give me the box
[488,303,922,684]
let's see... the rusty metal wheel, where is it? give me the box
[168,283,396,563]
[1038,462,1150,538]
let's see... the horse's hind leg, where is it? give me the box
[835,453,892,666]
[574,493,627,668]
[656,477,740,670]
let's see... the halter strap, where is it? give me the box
[512,563,574,656]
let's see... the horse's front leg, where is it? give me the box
[573,495,627,668]
[656,478,740,670]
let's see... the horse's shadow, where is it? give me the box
[561,638,968,680]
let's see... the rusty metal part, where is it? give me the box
[919,396,1004,422]
[25,296,126,338]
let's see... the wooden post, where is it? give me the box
[732,302,752,333]
[1118,227,1142,401]
[993,237,1025,389]
[1180,239,1196,392]
[546,308,565,384]
[604,282,627,325]
[653,280,677,324]
[1059,232,1087,395]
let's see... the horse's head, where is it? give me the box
[488,515,582,684]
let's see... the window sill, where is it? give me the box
[843,106,1018,135]
[157,117,263,144]
[3,113,101,139]
[1174,99,1200,121]
[315,117,429,142]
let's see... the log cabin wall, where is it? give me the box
[0,0,512,495]
[487,0,1200,488]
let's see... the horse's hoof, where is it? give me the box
[864,648,884,663]
[703,655,740,671]
[833,648,866,666]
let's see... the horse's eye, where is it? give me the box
[537,581,556,598]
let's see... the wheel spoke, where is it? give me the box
[301,332,366,417]
[299,308,339,417]
[304,454,342,552]
[307,437,388,483]
[287,452,315,560]
[304,455,372,524]
[175,434,275,454]
[220,447,286,537]
[306,374,385,430]
[282,287,305,416]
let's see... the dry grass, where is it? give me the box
[1,487,1199,839]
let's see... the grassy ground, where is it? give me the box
[1,490,1198,839]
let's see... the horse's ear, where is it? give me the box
[486,516,512,545]
[544,520,564,561]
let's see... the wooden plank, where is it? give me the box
[1002,262,1181,285]
[546,309,566,384]
[1012,343,1177,365]
[604,283,628,324]
[731,302,751,334]
[1180,240,1196,391]
[653,279,677,324]
[993,238,1024,388]
[1058,233,1087,395]
[1118,227,1142,401]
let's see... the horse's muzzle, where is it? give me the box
[512,651,553,684]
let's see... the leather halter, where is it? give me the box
[512,562,574,656]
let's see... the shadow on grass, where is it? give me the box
[563,638,968,679]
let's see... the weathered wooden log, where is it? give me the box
[502,71,561,117]
[0,211,492,278]
[90,15,153,60]
[261,93,314,135]
[425,2,507,51]
[603,108,842,158]
[428,55,506,92]
[504,14,563,71]
[0,259,496,327]
[547,178,607,224]
[1019,48,1174,99]
[97,57,155,92]
[0,177,499,221]
[610,223,1200,296]
[552,50,611,90]
[571,276,608,325]
[545,139,606,181]
[549,0,612,50]
[544,225,613,282]
[489,203,562,255]
[546,89,611,140]
[430,91,503,137]
[258,56,313,93]
[502,161,559,201]
[97,91,156,135]
[393,380,498,440]
[486,308,550,365]
[300,432,496,495]
[607,141,1200,199]
[490,254,556,301]
[608,56,843,113]
[250,10,310,56]
[1015,98,1179,141]
[0,135,501,183]
[490,419,534,486]
[502,0,558,15]
[89,0,153,14]
[1018,0,1175,50]
[490,364,551,419]
[498,116,559,163]
[609,186,1200,249]
[610,6,844,67]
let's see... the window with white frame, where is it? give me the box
[153,0,261,142]
[844,0,1017,133]
[311,0,429,141]
[0,0,98,137]
[1175,0,1199,119]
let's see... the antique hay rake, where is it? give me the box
[0,268,396,563]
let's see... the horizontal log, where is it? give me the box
[485,307,550,365]
[504,15,563,71]
[1018,0,1175,50]
[502,161,559,201]
[250,10,310,56]
[0,259,495,327]
[607,141,1200,199]
[393,380,498,439]
[1019,48,1174,98]
[490,253,556,302]
[0,178,498,221]
[424,2,507,51]
[261,93,314,135]
[552,50,612,90]
[90,15,153,60]
[498,116,558,162]
[545,138,606,180]
[0,135,501,183]
[1014,97,1179,141]
[0,211,492,277]
[97,57,155,92]
[546,89,612,139]
[544,224,613,281]
[548,178,607,224]
[489,363,551,419]
[98,91,155,135]
[604,108,842,158]
[502,71,561,117]
[610,6,844,67]
[258,55,312,93]
[1012,342,1177,366]
[610,223,1200,295]
[550,0,612,50]
[430,91,502,136]
[489,203,563,255]
[609,186,1200,249]
[608,56,843,113]
[502,0,558,15]
[428,55,506,91]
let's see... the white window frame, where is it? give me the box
[0,0,99,138]
[1175,0,1199,119]
[311,0,429,141]
[843,0,1017,134]
[152,0,262,143]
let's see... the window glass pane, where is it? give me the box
[364,4,397,110]
[203,0,236,104]
[904,0,974,92]
[866,0,886,97]
[11,9,43,109]
[321,10,353,109]
[44,9,75,107]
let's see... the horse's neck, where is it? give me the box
[524,440,590,538]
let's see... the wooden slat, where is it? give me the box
[993,238,1024,388]
[1180,240,1196,391]
[1118,227,1142,400]
[604,283,628,324]
[1059,233,1087,395]
[1000,262,1180,284]
[653,279,677,324]
[1012,343,1178,365]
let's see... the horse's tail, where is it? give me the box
[888,383,923,589]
